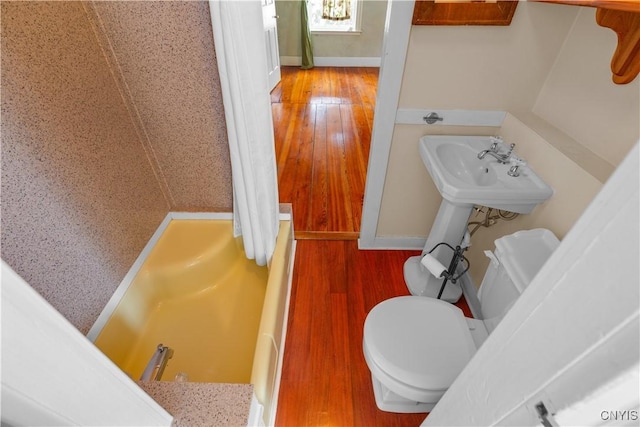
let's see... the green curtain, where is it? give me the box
[301,0,314,70]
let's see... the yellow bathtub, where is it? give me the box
[91,214,294,424]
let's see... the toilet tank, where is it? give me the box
[478,228,560,333]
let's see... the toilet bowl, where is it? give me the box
[363,296,486,412]
[363,229,559,413]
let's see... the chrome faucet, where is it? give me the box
[477,140,516,164]
[477,141,499,159]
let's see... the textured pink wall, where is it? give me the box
[1,2,232,333]
[87,1,232,210]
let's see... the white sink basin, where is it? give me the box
[419,135,553,214]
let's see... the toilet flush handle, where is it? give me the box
[484,250,500,267]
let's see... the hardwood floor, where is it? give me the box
[272,66,378,239]
[275,241,473,426]
[271,67,473,425]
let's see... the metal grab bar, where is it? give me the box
[140,344,173,381]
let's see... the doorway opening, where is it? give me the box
[271,66,379,239]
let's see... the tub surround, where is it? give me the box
[1,1,232,334]
[138,382,253,427]
[1,1,168,334]
[86,1,232,210]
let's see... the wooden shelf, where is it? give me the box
[412,1,518,26]
[534,0,640,13]
[596,7,640,83]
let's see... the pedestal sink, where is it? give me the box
[404,135,553,301]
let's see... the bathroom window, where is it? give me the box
[307,0,362,33]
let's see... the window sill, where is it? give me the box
[310,30,362,36]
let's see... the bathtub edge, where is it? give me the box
[267,238,296,426]
[250,219,296,426]
[86,213,173,342]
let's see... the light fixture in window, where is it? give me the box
[323,0,351,21]
[307,0,360,32]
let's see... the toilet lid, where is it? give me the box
[364,296,477,391]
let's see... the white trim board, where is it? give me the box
[170,211,292,221]
[396,109,506,127]
[280,56,380,67]
[357,235,426,251]
[359,0,415,249]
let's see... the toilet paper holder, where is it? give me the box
[421,243,470,300]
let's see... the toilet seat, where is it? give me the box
[363,296,477,394]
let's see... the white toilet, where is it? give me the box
[363,229,559,413]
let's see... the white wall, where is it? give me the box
[463,113,604,286]
[533,7,639,167]
[399,3,578,111]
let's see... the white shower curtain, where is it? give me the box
[209,0,280,266]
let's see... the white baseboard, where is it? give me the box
[280,56,380,67]
[168,211,232,220]
[358,236,427,251]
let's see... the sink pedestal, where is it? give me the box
[403,199,474,302]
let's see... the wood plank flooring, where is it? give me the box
[272,67,473,426]
[275,241,473,426]
[272,67,378,239]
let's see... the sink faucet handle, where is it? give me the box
[509,155,526,166]
[507,154,526,176]
[507,164,521,177]
[489,136,503,150]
